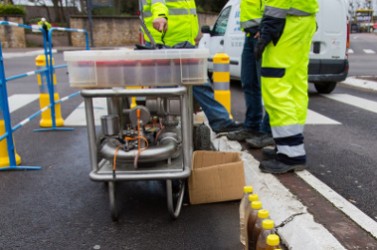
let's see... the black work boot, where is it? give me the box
[246,133,275,148]
[261,147,277,159]
[259,159,306,174]
[214,122,243,134]
[227,128,259,141]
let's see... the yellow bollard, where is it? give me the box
[0,120,21,167]
[35,55,64,127]
[213,53,232,118]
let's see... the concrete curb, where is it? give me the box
[211,135,346,249]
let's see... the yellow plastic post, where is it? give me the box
[35,55,64,127]
[213,53,232,118]
[0,120,21,167]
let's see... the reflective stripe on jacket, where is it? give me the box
[264,0,319,19]
[240,0,264,29]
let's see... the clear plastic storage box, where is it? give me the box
[63,48,210,88]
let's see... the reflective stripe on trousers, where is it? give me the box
[261,15,316,163]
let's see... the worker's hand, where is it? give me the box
[253,32,260,39]
[260,16,286,46]
[153,17,168,32]
[254,39,267,61]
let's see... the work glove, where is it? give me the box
[254,38,267,61]
[153,17,168,32]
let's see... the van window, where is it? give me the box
[212,6,231,36]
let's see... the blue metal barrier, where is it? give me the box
[42,26,90,131]
[0,45,41,170]
[0,21,89,170]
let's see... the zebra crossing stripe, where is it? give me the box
[324,94,377,114]
[306,110,341,125]
[64,98,107,126]
[363,49,375,54]
[64,100,341,126]
[8,94,39,113]
[17,94,377,127]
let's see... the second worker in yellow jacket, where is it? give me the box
[141,0,242,134]
[255,0,319,173]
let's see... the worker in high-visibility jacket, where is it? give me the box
[255,0,319,173]
[228,0,274,149]
[140,1,163,46]
[142,0,199,48]
[38,17,52,43]
[141,0,241,133]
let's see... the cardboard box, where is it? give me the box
[189,151,245,205]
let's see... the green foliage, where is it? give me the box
[92,7,115,15]
[0,4,25,15]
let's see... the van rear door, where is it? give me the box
[311,0,347,61]
[309,0,349,93]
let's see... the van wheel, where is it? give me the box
[314,82,337,94]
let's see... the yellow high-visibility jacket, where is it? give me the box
[142,0,198,47]
[240,0,264,30]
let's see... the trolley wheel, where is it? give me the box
[166,179,186,219]
[108,181,118,221]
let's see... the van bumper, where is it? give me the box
[308,59,349,83]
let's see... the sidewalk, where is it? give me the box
[208,132,377,249]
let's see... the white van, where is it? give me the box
[198,0,349,94]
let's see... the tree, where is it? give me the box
[1,0,14,4]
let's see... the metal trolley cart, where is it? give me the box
[64,49,209,221]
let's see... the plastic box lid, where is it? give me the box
[63,48,210,61]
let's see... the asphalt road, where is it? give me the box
[1,32,377,249]
[1,52,245,249]
[348,33,377,76]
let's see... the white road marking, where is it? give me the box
[306,109,341,125]
[324,93,377,114]
[8,94,39,113]
[348,49,354,54]
[363,49,375,54]
[64,98,107,126]
[2,49,57,59]
[297,171,377,239]
[65,105,340,126]
[211,136,347,249]
[342,77,377,92]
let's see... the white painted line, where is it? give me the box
[297,171,377,239]
[2,49,57,59]
[324,93,377,114]
[348,49,354,54]
[8,94,39,113]
[306,109,341,125]
[210,134,346,249]
[342,77,377,92]
[64,98,107,126]
[363,49,375,54]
